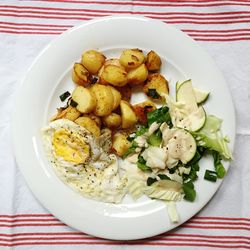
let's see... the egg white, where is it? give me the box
[42,119,127,203]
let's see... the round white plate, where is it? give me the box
[12,15,235,240]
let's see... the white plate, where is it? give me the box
[12,16,235,240]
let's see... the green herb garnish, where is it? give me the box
[147,177,157,186]
[204,170,217,182]
[147,106,172,127]
[158,174,170,180]
[122,142,137,159]
[147,129,162,146]
[70,99,78,107]
[183,181,196,201]
[147,89,160,99]
[59,91,70,102]
[137,156,151,171]
[212,151,226,178]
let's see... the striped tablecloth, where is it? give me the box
[1,0,250,249]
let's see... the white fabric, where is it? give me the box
[0,0,250,249]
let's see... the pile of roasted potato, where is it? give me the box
[52,49,169,157]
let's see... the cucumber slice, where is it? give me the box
[194,88,210,104]
[175,106,206,132]
[176,80,198,110]
[169,128,197,164]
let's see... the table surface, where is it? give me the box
[0,0,250,249]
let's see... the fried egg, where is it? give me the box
[42,119,126,203]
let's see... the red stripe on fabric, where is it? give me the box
[188,221,250,226]
[182,225,250,230]
[1,5,250,16]
[0,223,65,227]
[184,29,250,33]
[0,236,97,242]
[0,21,72,28]
[0,241,250,248]
[1,13,250,24]
[168,233,250,240]
[195,217,250,222]
[136,0,250,2]
[0,25,67,31]
[0,232,85,237]
[0,214,53,218]
[2,9,250,21]
[26,0,250,7]
[0,218,60,223]
[0,237,250,245]
[1,22,250,34]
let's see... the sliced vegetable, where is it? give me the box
[204,170,217,182]
[182,181,196,201]
[212,151,226,178]
[176,79,197,110]
[158,174,171,180]
[147,106,172,127]
[137,156,151,171]
[194,115,232,159]
[194,88,210,104]
[147,177,157,186]
[70,99,78,108]
[147,89,160,99]
[147,129,162,146]
[59,91,70,102]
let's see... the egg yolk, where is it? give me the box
[52,129,90,164]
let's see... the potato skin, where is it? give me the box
[120,100,138,129]
[100,65,128,87]
[87,114,102,127]
[74,116,101,137]
[119,49,145,70]
[102,113,122,128]
[50,106,81,122]
[72,86,96,113]
[112,132,132,157]
[133,101,156,124]
[72,63,90,86]
[90,84,114,116]
[98,59,124,84]
[143,73,169,100]
[115,85,132,102]
[145,50,162,71]
[107,86,121,110]
[127,64,148,85]
[81,50,106,74]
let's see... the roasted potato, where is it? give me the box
[108,86,121,110]
[50,106,81,122]
[143,73,169,100]
[72,63,90,86]
[115,85,132,102]
[90,84,114,116]
[127,64,148,85]
[102,113,122,128]
[120,100,138,129]
[88,114,102,127]
[74,116,101,137]
[145,50,162,71]
[100,65,128,87]
[72,86,96,113]
[119,49,145,70]
[81,50,106,74]
[104,58,124,68]
[133,101,156,124]
[112,132,132,157]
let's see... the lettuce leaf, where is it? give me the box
[193,115,232,159]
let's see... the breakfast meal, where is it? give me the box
[41,48,232,222]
